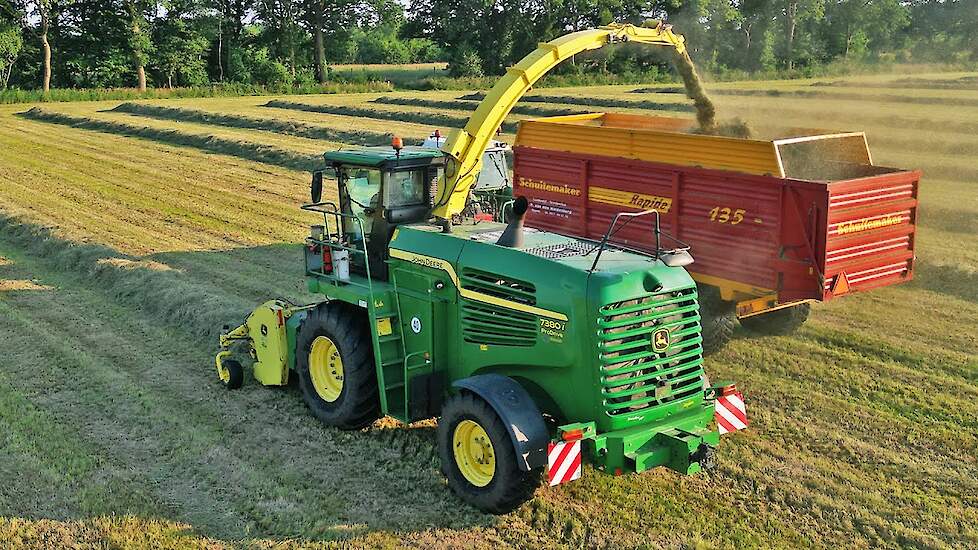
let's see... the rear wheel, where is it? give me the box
[296,303,380,430]
[438,393,540,514]
[740,302,811,335]
[697,285,736,355]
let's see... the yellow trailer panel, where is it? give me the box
[515,113,872,180]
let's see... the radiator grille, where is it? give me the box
[597,287,703,417]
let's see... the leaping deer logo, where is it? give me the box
[652,328,670,352]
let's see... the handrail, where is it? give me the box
[301,201,376,301]
[588,210,691,272]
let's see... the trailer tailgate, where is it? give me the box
[818,169,920,299]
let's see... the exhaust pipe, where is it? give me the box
[496,196,528,248]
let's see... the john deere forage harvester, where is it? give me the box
[215,23,747,513]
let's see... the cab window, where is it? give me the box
[385,170,426,207]
[340,166,382,238]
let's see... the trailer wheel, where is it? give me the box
[296,303,380,430]
[697,285,735,355]
[438,392,540,514]
[740,303,811,335]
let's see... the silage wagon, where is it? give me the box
[512,113,921,350]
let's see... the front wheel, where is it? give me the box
[295,303,380,430]
[739,302,811,335]
[437,393,540,514]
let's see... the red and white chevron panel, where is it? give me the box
[715,391,748,434]
[547,440,582,486]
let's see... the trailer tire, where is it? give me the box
[740,303,811,335]
[697,285,735,355]
[296,303,380,430]
[438,392,540,514]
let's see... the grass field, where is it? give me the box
[0,70,976,548]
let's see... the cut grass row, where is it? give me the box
[459,91,694,112]
[16,100,978,270]
[371,96,592,117]
[20,108,324,173]
[813,76,978,90]
[264,99,520,134]
[111,101,395,148]
[0,114,314,254]
[631,85,978,107]
[0,239,482,545]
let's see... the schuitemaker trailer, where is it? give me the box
[513,113,920,351]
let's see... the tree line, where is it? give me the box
[0,0,974,91]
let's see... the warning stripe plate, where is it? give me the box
[547,440,582,486]
[715,392,748,434]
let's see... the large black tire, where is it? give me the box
[697,285,736,355]
[438,392,540,514]
[740,302,812,335]
[295,303,380,430]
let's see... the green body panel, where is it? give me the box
[303,211,717,475]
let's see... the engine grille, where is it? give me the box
[461,299,537,347]
[597,287,703,417]
[459,268,538,347]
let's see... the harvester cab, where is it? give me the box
[312,145,445,280]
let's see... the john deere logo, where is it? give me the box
[652,329,670,352]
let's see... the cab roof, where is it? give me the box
[323,146,444,168]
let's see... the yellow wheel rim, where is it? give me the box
[309,336,344,402]
[453,419,496,487]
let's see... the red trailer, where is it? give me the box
[512,113,920,350]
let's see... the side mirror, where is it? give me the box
[310,171,323,203]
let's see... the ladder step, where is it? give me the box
[382,357,404,367]
[385,382,405,391]
[379,334,402,343]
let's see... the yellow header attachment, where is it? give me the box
[431,22,696,219]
